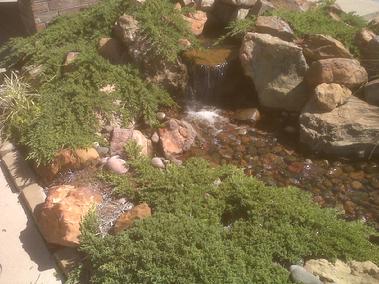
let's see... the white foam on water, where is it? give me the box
[185,107,228,127]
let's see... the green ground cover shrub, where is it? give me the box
[274,1,366,55]
[81,154,379,283]
[0,0,195,164]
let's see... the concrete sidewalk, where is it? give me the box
[0,164,62,284]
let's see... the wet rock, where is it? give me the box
[302,34,353,62]
[151,157,165,169]
[310,83,352,112]
[35,148,99,182]
[233,108,261,123]
[304,259,379,284]
[300,96,379,157]
[156,112,166,121]
[113,203,151,234]
[351,181,364,190]
[255,16,294,41]
[110,128,153,157]
[364,79,379,107]
[306,58,368,89]
[240,32,309,112]
[37,185,102,247]
[98,37,126,64]
[159,119,197,157]
[290,265,322,284]
[183,10,207,36]
[105,156,128,174]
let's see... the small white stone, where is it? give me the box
[151,132,160,143]
[156,112,166,121]
[151,157,165,169]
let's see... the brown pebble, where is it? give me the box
[351,181,364,190]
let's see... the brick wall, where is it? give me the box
[18,0,99,34]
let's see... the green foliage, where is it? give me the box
[274,4,366,54]
[0,72,39,136]
[0,0,184,164]
[130,0,198,62]
[215,16,257,45]
[80,158,379,283]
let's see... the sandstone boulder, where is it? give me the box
[113,203,151,234]
[306,58,368,89]
[300,96,379,157]
[110,128,153,157]
[364,79,379,106]
[183,10,207,36]
[312,83,351,112]
[255,16,294,41]
[302,34,353,61]
[249,0,275,16]
[37,185,102,247]
[304,259,379,284]
[355,28,379,79]
[159,119,197,157]
[240,32,309,111]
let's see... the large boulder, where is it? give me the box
[304,259,379,284]
[306,58,368,89]
[249,0,275,16]
[37,185,102,247]
[159,119,197,157]
[211,1,250,24]
[300,96,379,158]
[110,128,153,157]
[364,79,379,106]
[302,34,353,62]
[355,28,379,79]
[240,32,309,111]
[113,14,188,93]
[312,83,351,112]
[255,16,294,41]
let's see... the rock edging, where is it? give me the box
[0,141,79,277]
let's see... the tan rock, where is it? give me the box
[312,83,352,112]
[110,128,153,157]
[159,119,197,156]
[255,16,294,41]
[113,203,151,234]
[304,259,379,284]
[37,185,102,247]
[302,34,353,61]
[62,52,80,73]
[306,58,368,89]
[183,10,207,36]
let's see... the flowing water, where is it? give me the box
[182,47,379,230]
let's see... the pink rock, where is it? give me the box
[110,128,153,157]
[183,11,207,36]
[105,156,128,174]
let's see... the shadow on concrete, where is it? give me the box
[0,3,27,46]
[19,217,57,272]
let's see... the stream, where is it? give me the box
[180,46,379,230]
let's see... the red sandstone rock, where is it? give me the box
[158,119,196,157]
[37,185,102,247]
[110,128,153,157]
[113,203,151,234]
[183,10,207,36]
